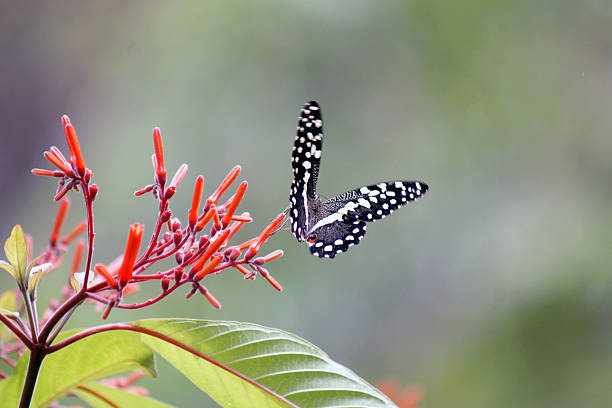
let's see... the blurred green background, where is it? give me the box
[1,1,611,407]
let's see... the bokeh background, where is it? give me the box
[1,1,611,407]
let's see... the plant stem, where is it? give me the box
[19,345,46,408]
[20,288,38,342]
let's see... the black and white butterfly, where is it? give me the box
[289,101,429,258]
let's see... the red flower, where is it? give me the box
[117,223,144,286]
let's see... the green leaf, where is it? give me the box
[132,319,397,408]
[3,225,28,284]
[0,260,16,279]
[0,329,157,408]
[0,290,18,344]
[73,381,174,408]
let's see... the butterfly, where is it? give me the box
[289,101,429,258]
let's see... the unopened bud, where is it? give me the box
[134,184,155,196]
[84,168,93,184]
[164,186,176,200]
[161,277,170,292]
[160,210,172,224]
[243,246,258,261]
[228,247,241,261]
[174,267,184,283]
[198,236,209,249]
[173,230,183,246]
[88,184,98,201]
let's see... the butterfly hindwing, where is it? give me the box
[289,101,324,241]
[308,220,367,259]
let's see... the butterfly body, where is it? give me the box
[289,101,428,258]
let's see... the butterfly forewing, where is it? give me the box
[331,181,429,223]
[289,101,323,241]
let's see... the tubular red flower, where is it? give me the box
[63,121,86,176]
[226,219,247,241]
[193,254,223,281]
[244,213,285,260]
[152,127,166,185]
[258,267,283,292]
[189,175,205,228]
[231,214,252,223]
[190,229,231,275]
[61,220,87,245]
[195,206,217,231]
[71,240,85,275]
[233,264,255,279]
[31,168,64,177]
[168,163,188,190]
[206,165,241,208]
[238,237,258,250]
[221,181,247,228]
[95,264,117,288]
[44,150,73,176]
[117,223,144,285]
[134,184,155,196]
[50,198,71,246]
[254,249,284,265]
[198,286,221,309]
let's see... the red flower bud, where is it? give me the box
[95,264,117,288]
[153,127,167,186]
[174,267,184,283]
[190,229,231,276]
[173,230,183,247]
[160,209,172,224]
[168,163,188,191]
[88,184,98,201]
[134,184,155,196]
[221,181,247,228]
[71,240,85,275]
[161,277,170,292]
[164,186,176,200]
[117,223,144,286]
[189,175,205,228]
[50,198,70,247]
[198,285,221,309]
[44,149,74,177]
[84,168,93,184]
[205,165,241,209]
[63,121,86,176]
[257,266,282,292]
[234,264,254,279]
[194,254,223,281]
[61,220,87,245]
[31,168,65,177]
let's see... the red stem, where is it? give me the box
[0,313,34,349]
[115,282,180,309]
[78,179,95,294]
[47,324,298,407]
[141,198,168,260]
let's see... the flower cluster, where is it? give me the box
[29,117,285,317]
[1,114,286,407]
